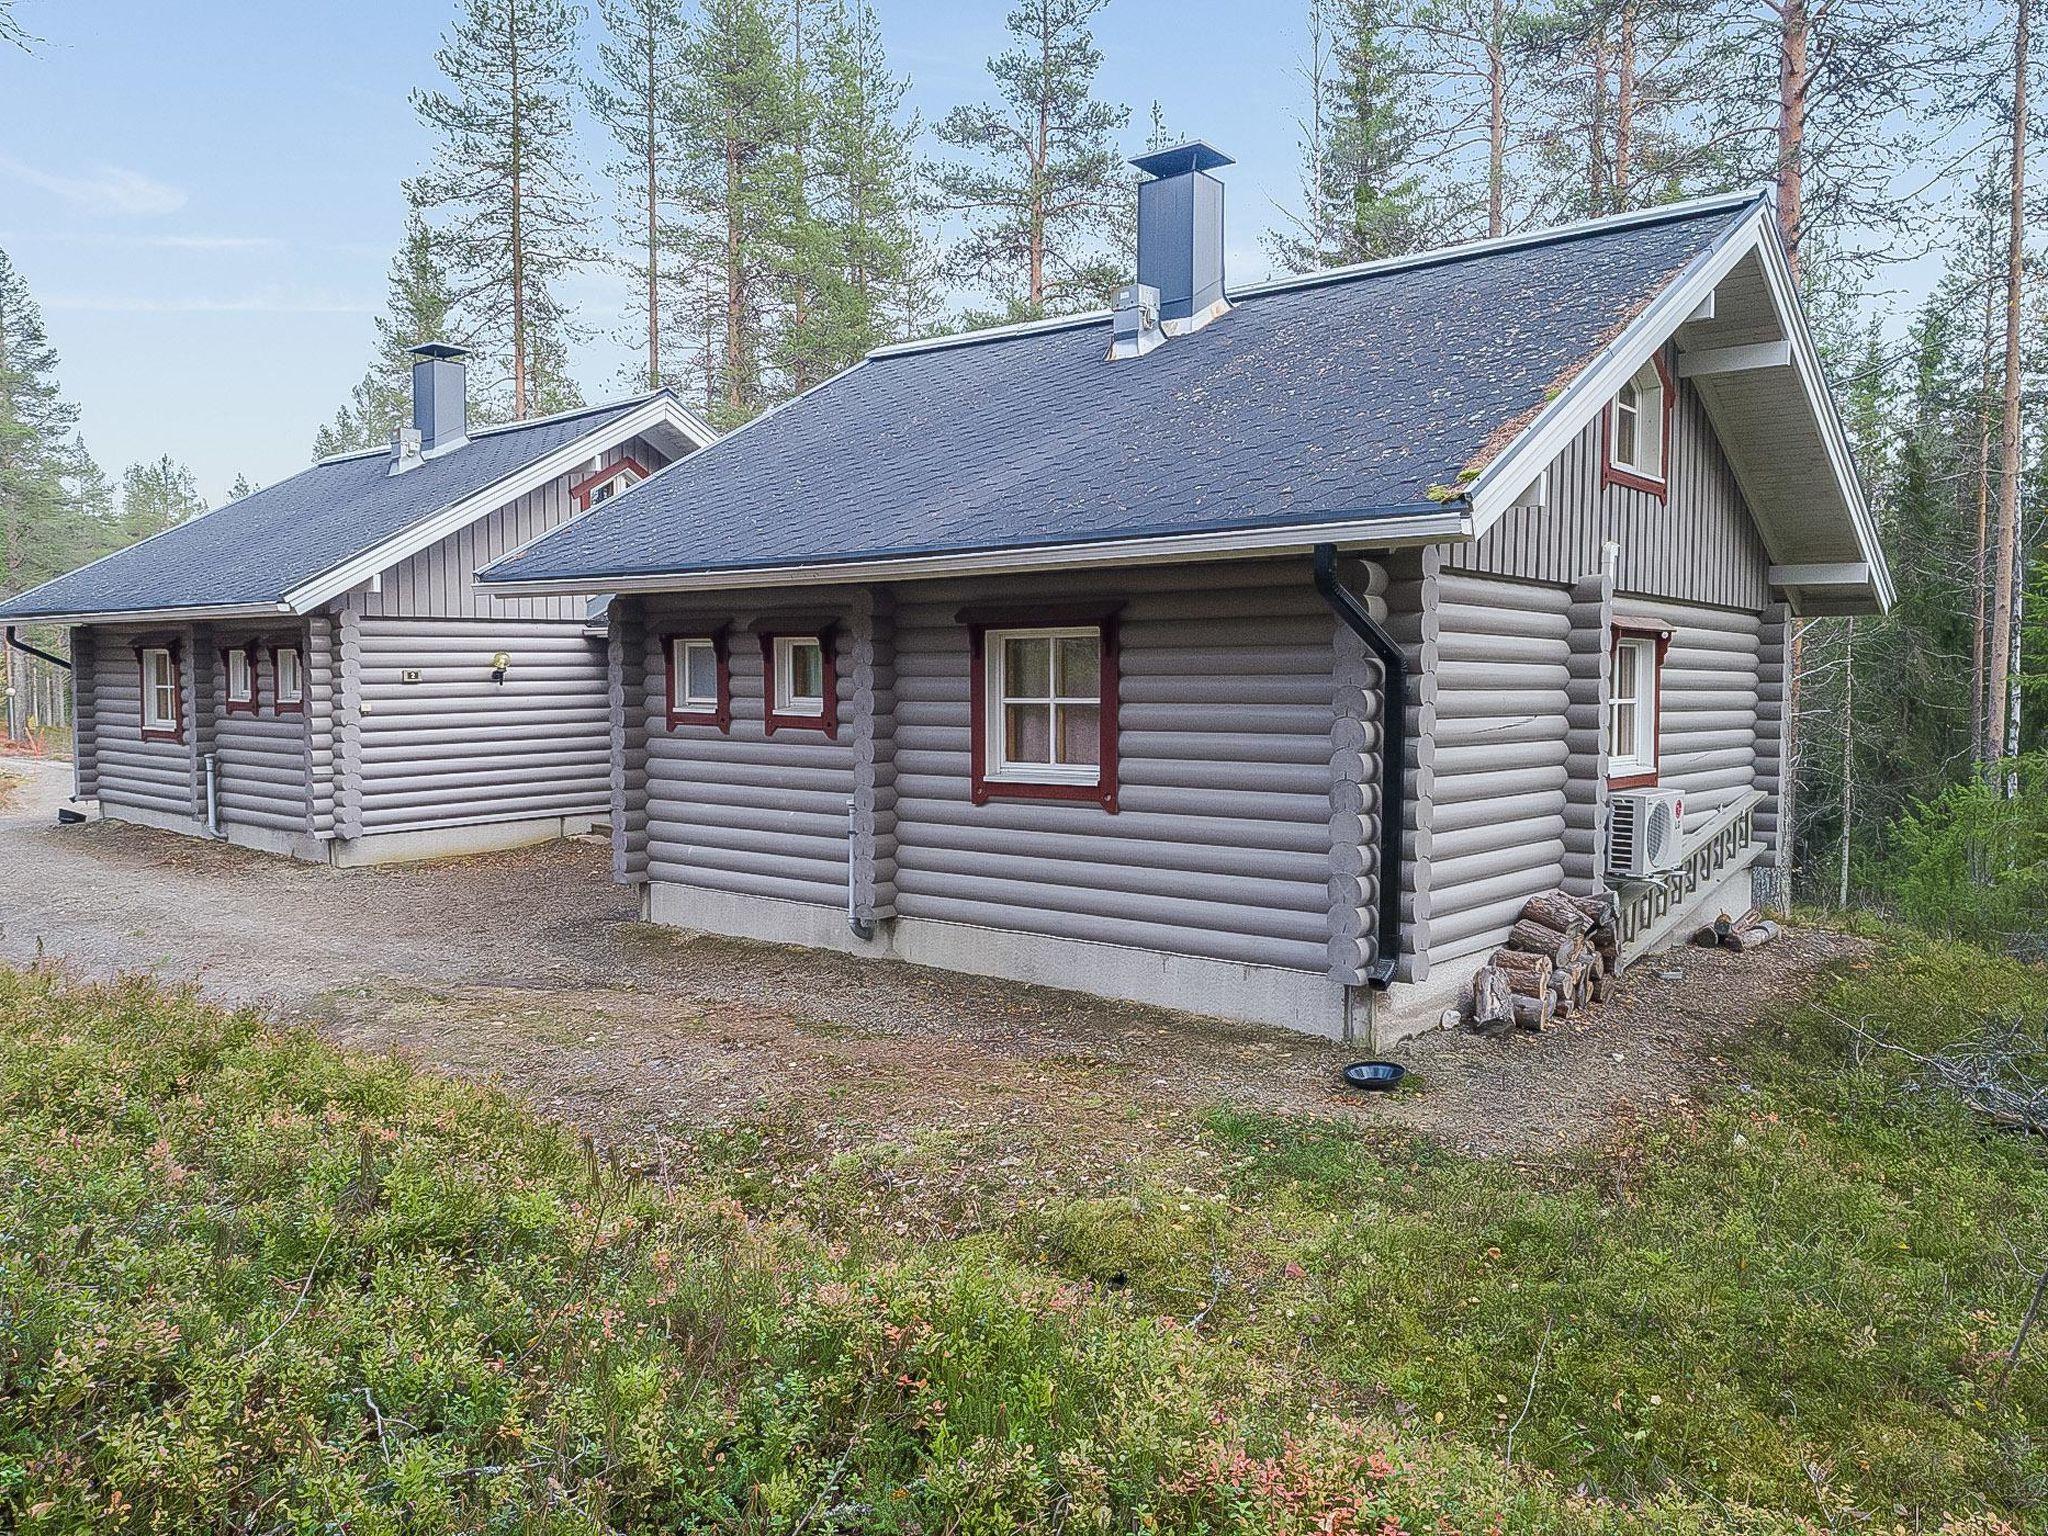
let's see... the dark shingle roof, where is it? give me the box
[482,198,1755,588]
[0,396,661,621]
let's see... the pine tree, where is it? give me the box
[928,0,1132,320]
[1405,0,1538,237]
[313,210,470,459]
[115,457,205,545]
[677,0,799,425]
[0,248,99,602]
[227,473,259,502]
[1270,0,1432,272]
[589,0,692,392]
[411,0,589,420]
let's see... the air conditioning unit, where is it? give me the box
[1608,788,1685,877]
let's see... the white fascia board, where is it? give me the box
[1464,202,1774,536]
[4,601,288,626]
[1769,561,1871,587]
[478,508,1470,599]
[1675,339,1793,377]
[280,395,698,614]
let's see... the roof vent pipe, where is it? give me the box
[1130,140,1234,339]
[1107,282,1164,360]
[408,341,470,454]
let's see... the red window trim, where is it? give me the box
[1606,620,1672,791]
[134,639,185,743]
[759,628,838,738]
[663,628,732,732]
[965,608,1121,813]
[569,455,651,511]
[273,643,306,716]
[222,641,261,716]
[1599,350,1676,499]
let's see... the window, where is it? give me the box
[570,455,651,511]
[664,633,729,730]
[966,610,1119,810]
[224,646,256,713]
[275,645,304,712]
[1604,355,1671,492]
[760,631,837,736]
[1607,629,1666,787]
[140,645,181,740]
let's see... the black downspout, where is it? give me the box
[1313,543,1405,990]
[4,625,72,671]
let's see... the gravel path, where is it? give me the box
[0,752,1867,1174]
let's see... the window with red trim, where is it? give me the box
[664,631,730,730]
[760,631,837,737]
[224,645,257,714]
[570,456,651,511]
[1601,353,1674,496]
[274,645,305,714]
[967,614,1119,811]
[1607,625,1670,789]
[139,644,182,741]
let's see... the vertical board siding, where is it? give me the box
[639,603,855,903]
[352,437,669,623]
[210,628,311,835]
[91,625,195,819]
[352,616,611,833]
[1425,573,1573,966]
[1614,594,1762,834]
[1451,377,1771,611]
[887,562,1344,974]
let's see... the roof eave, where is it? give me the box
[0,600,289,627]
[477,507,1470,598]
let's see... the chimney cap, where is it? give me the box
[1130,140,1234,180]
[407,340,470,362]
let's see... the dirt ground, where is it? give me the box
[0,753,1868,1201]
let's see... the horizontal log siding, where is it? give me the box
[71,627,99,800]
[888,562,1345,974]
[1754,601,1787,856]
[639,605,855,903]
[350,437,670,623]
[210,627,310,835]
[1615,595,1762,835]
[352,616,611,833]
[90,624,196,819]
[1451,375,1771,612]
[307,616,337,838]
[1425,573,1573,966]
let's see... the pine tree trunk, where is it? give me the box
[1988,0,2028,781]
[1973,280,1996,770]
[1615,1,1637,207]
[1838,618,1853,907]
[507,0,529,420]
[1588,28,1610,211]
[1488,0,1506,237]
[1030,13,1050,311]
[1774,0,1809,281]
[726,127,744,419]
[644,16,660,390]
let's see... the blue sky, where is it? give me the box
[0,0,1318,502]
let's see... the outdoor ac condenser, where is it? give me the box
[1608,787,1686,878]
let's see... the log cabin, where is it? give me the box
[486,145,1885,1044]
[0,348,714,864]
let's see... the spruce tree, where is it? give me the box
[115,457,205,545]
[928,0,1131,320]
[589,0,691,392]
[313,211,469,459]
[0,248,98,601]
[411,0,589,419]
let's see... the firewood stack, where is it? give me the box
[1464,889,1619,1033]
[1691,907,1780,953]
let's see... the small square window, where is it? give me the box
[774,636,826,716]
[666,634,729,729]
[275,646,304,710]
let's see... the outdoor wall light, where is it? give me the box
[490,651,511,684]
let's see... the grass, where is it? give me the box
[0,940,2043,1533]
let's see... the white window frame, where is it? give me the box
[772,635,826,717]
[275,645,304,707]
[587,468,638,506]
[141,647,179,735]
[225,646,254,707]
[984,624,1104,788]
[672,636,720,713]
[1607,634,1660,778]
[1607,360,1666,482]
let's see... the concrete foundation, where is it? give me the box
[643,880,1359,1039]
[91,802,598,869]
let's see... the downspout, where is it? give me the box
[1313,543,1406,990]
[204,753,222,838]
[846,797,875,940]
[4,626,73,671]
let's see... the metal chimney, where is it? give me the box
[408,341,469,454]
[1129,140,1233,339]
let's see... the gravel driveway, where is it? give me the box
[0,752,1867,1193]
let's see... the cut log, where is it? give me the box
[1520,892,1594,936]
[1466,965,1513,1030]
[1508,919,1577,966]
[1692,925,1722,948]
[1491,948,1553,989]
[1511,990,1554,1030]
[1568,892,1613,928]
[1714,907,1761,943]
[1590,970,1613,1003]
[1725,919,1781,953]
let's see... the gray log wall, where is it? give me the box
[346,615,612,835]
[1613,594,1764,836]
[87,624,197,820]
[209,627,311,836]
[307,616,337,839]
[70,626,99,800]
